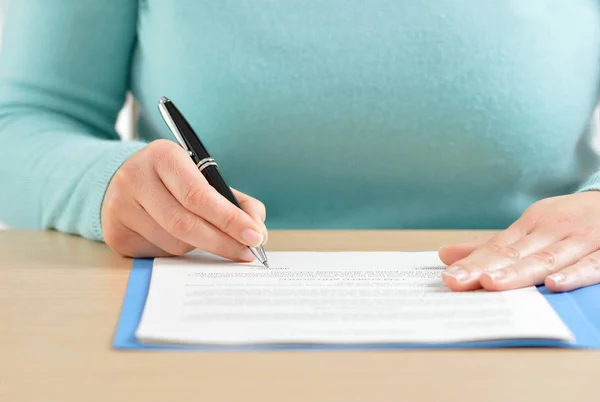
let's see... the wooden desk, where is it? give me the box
[1,230,598,402]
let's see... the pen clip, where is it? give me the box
[158,97,191,154]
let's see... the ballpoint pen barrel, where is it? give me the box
[199,164,242,209]
[160,99,212,165]
[158,97,268,267]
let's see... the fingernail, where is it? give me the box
[548,273,565,285]
[438,244,450,250]
[443,266,470,282]
[485,270,506,281]
[241,229,263,247]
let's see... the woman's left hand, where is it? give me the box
[439,191,600,293]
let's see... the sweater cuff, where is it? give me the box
[576,171,600,193]
[85,140,147,242]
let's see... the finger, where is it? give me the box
[137,172,256,262]
[104,221,172,258]
[233,188,266,221]
[438,233,497,265]
[442,224,535,291]
[480,235,600,291]
[546,249,600,293]
[233,188,268,244]
[120,199,196,256]
[154,146,265,247]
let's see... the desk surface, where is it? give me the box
[1,230,599,402]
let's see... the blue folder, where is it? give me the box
[113,258,600,350]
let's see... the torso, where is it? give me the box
[131,0,600,229]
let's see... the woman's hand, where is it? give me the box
[101,140,268,259]
[439,191,600,293]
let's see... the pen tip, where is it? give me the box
[264,260,270,268]
[159,96,171,104]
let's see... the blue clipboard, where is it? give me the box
[113,258,600,350]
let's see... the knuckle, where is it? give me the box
[148,139,178,156]
[531,250,557,269]
[221,210,239,233]
[146,140,181,170]
[586,253,600,272]
[481,242,502,254]
[520,214,539,230]
[183,185,210,210]
[569,267,586,281]
[568,266,586,282]
[498,245,521,261]
[511,267,530,283]
[522,204,546,226]
[167,211,196,237]
[573,226,600,243]
[553,213,575,230]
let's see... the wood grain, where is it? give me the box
[1,230,598,402]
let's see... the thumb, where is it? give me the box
[438,233,497,266]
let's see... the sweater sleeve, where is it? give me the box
[577,172,600,192]
[0,0,147,241]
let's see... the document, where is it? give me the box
[135,251,575,345]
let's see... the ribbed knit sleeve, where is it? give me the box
[0,0,146,241]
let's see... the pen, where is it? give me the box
[157,96,269,268]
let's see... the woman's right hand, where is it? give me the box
[100,139,268,259]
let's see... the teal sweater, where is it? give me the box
[1,1,600,241]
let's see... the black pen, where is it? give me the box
[157,97,269,267]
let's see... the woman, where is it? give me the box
[0,1,599,293]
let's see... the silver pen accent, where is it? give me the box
[158,97,190,153]
[249,245,269,268]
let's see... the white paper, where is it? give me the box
[135,251,574,345]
